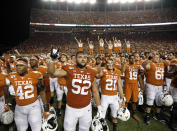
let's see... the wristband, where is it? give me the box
[121,97,126,102]
[43,104,49,112]
[97,105,102,112]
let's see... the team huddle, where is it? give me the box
[0,37,177,131]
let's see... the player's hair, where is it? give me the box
[61,53,68,59]
[96,56,101,60]
[17,58,28,64]
[58,53,68,61]
[32,55,39,60]
[76,51,86,58]
[71,55,75,58]
[129,54,134,59]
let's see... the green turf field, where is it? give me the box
[56,106,171,131]
[56,95,172,131]
[0,95,172,131]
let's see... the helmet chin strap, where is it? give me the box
[76,63,86,68]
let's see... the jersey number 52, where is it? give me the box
[72,79,91,95]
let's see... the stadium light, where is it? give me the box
[50,0,57,2]
[128,0,136,3]
[137,0,143,2]
[83,0,89,3]
[113,0,120,3]
[90,0,96,4]
[75,0,82,4]
[67,0,74,3]
[60,0,66,2]
[144,0,151,2]
[107,0,113,4]
[120,0,128,4]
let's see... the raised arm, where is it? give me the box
[142,60,151,71]
[112,36,115,41]
[47,61,67,78]
[14,49,21,56]
[87,38,90,44]
[121,62,127,74]
[104,39,108,45]
[96,66,103,78]
[74,37,80,44]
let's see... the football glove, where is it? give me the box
[50,46,59,60]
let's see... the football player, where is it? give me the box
[98,59,125,131]
[142,53,165,125]
[29,55,51,104]
[48,48,62,107]
[0,65,7,118]
[56,53,68,117]
[165,52,176,93]
[6,56,17,73]
[166,59,177,130]
[71,55,76,65]
[4,58,50,131]
[122,55,144,121]
[48,51,103,131]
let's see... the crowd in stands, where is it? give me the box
[6,32,177,56]
[31,8,177,24]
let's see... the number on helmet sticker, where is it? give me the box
[16,85,34,100]
[105,79,117,91]
[72,79,91,95]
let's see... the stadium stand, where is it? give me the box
[6,32,177,55]
[31,8,177,24]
